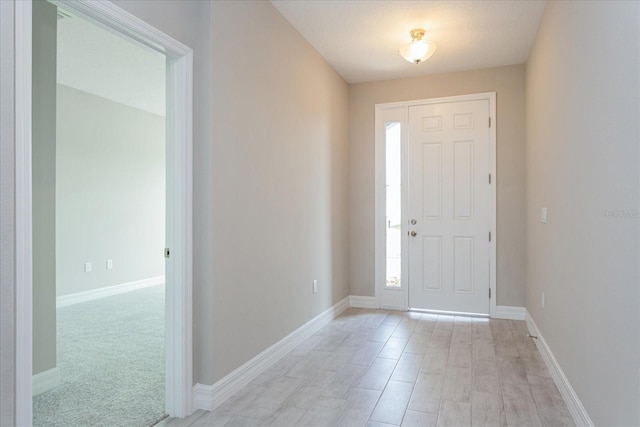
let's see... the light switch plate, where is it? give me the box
[541,207,548,224]
[84,262,92,273]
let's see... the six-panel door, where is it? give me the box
[408,100,491,314]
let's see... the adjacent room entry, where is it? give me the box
[20,0,195,425]
[375,93,496,315]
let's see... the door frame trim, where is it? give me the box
[15,0,194,422]
[374,93,497,316]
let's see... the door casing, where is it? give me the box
[374,93,497,316]
[14,0,194,423]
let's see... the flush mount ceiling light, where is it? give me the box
[398,29,437,64]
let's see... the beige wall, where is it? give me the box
[525,1,639,425]
[112,0,214,386]
[207,0,349,383]
[115,0,350,385]
[349,65,526,307]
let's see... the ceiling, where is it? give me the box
[57,10,165,116]
[270,0,547,84]
[55,1,546,107]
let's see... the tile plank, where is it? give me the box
[472,373,502,395]
[240,375,304,419]
[441,367,472,403]
[437,400,471,427]
[407,373,443,414]
[369,325,397,343]
[392,319,418,338]
[529,384,575,426]
[367,422,399,427]
[427,328,451,349]
[390,352,423,383]
[322,363,368,399]
[324,345,358,372]
[284,370,337,409]
[266,406,306,427]
[350,341,385,366]
[369,381,414,425]
[451,325,472,345]
[334,387,381,427]
[214,384,267,415]
[220,415,264,427]
[359,358,398,391]
[502,382,543,427]
[420,348,449,375]
[470,390,506,427]
[404,332,430,355]
[187,410,233,427]
[251,355,302,386]
[378,337,409,360]
[297,396,348,426]
[448,344,472,369]
[401,409,437,427]
[497,355,528,385]
[286,350,332,379]
[473,339,496,362]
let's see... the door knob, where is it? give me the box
[410,231,417,237]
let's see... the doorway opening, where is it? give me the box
[32,2,167,424]
[15,1,194,424]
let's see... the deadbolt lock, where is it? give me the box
[410,219,417,225]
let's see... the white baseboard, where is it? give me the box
[494,305,526,320]
[525,310,594,427]
[192,296,351,411]
[32,367,60,396]
[349,295,377,309]
[56,276,164,308]
[192,384,216,413]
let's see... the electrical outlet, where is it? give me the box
[541,292,545,308]
[84,262,92,273]
[106,260,113,270]
[312,279,318,294]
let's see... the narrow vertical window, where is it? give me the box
[385,122,402,288]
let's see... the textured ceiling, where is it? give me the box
[270,0,546,84]
[57,10,165,116]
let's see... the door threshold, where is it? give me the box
[409,308,489,318]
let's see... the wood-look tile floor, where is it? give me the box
[162,308,574,427]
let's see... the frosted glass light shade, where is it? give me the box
[399,40,437,64]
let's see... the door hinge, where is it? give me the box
[489,232,492,242]
[164,248,170,259]
[488,117,492,128]
[489,288,492,299]
[489,173,492,184]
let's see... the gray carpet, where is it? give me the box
[33,284,166,427]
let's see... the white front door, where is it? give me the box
[408,100,491,314]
